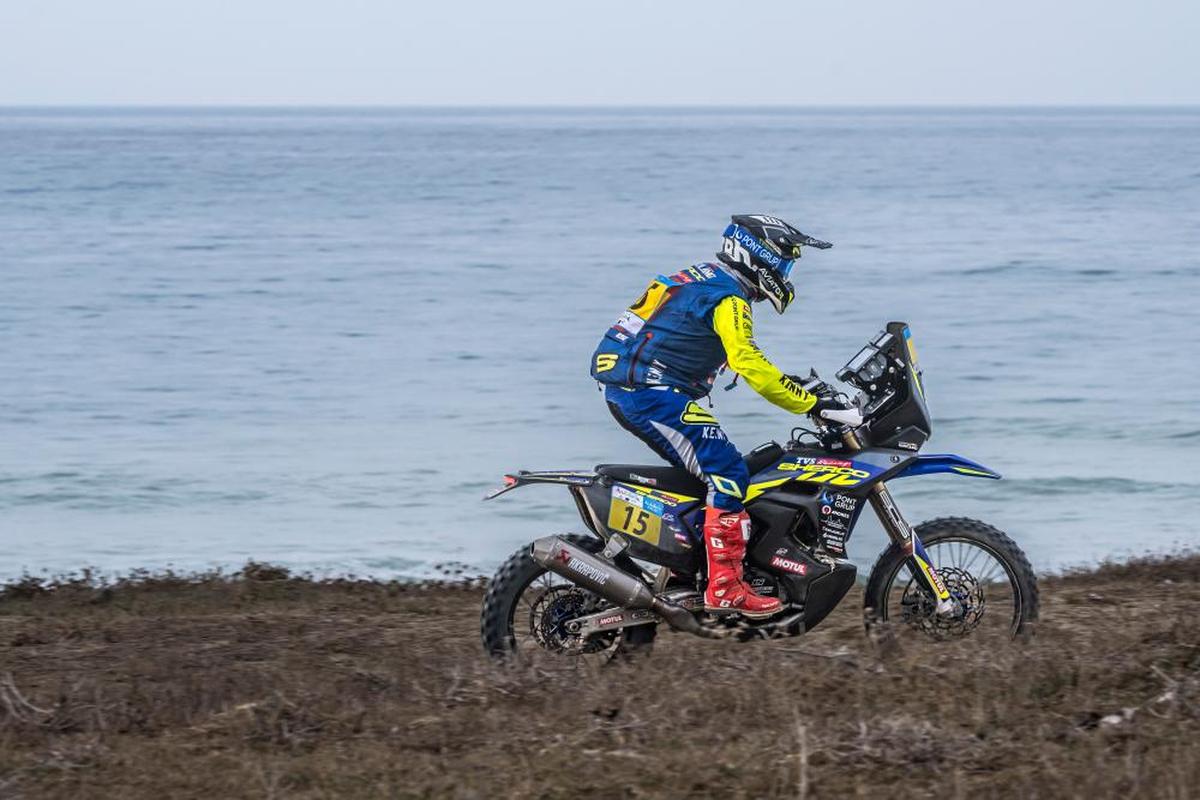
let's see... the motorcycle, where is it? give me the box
[481,322,1038,662]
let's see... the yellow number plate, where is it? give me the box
[607,487,663,545]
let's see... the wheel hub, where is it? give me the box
[529,586,616,654]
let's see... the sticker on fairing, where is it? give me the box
[775,457,881,487]
[816,491,859,558]
[903,326,925,399]
[903,326,919,367]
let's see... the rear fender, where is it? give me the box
[891,454,1001,481]
[483,470,596,500]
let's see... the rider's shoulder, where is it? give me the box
[662,263,745,295]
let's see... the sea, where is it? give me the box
[1,107,1198,581]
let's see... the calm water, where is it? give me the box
[1,107,1198,580]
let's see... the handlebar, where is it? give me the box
[818,407,864,427]
[785,370,866,452]
[794,369,863,428]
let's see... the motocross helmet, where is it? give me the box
[717,214,832,314]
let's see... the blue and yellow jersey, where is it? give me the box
[710,295,816,414]
[591,263,816,414]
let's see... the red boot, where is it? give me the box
[702,507,782,619]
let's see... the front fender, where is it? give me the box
[892,454,1001,481]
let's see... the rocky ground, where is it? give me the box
[1,555,1199,799]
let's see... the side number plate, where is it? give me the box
[607,486,663,545]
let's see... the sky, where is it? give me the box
[0,0,1197,106]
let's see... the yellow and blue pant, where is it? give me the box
[604,385,748,512]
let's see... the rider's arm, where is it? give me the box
[711,295,817,414]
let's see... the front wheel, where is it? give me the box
[864,517,1038,640]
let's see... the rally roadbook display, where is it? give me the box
[481,323,1038,660]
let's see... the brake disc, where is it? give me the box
[529,586,616,654]
[900,566,986,639]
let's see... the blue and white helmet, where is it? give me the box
[717,214,832,314]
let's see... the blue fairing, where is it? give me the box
[893,454,1002,480]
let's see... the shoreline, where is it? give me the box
[3,546,1193,595]
[2,554,1199,797]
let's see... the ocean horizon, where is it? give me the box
[2,106,1197,580]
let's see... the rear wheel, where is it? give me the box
[480,534,657,663]
[864,517,1038,640]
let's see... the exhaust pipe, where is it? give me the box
[530,536,719,638]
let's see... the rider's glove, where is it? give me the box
[809,396,849,417]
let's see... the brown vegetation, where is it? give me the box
[2,556,1199,798]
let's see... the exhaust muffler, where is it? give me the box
[530,535,718,638]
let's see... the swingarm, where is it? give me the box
[564,589,701,640]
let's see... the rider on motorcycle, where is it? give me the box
[590,214,837,619]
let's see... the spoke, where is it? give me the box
[980,562,1005,586]
[962,545,985,575]
[977,557,1002,585]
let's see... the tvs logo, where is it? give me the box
[769,555,808,575]
[815,457,853,468]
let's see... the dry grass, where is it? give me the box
[2,556,1199,798]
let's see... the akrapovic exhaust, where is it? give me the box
[530,535,719,638]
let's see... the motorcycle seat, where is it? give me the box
[595,464,707,497]
[596,441,784,499]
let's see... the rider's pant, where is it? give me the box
[604,385,748,512]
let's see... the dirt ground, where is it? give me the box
[1,555,1199,799]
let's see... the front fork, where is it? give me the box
[843,430,954,613]
[867,483,954,613]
